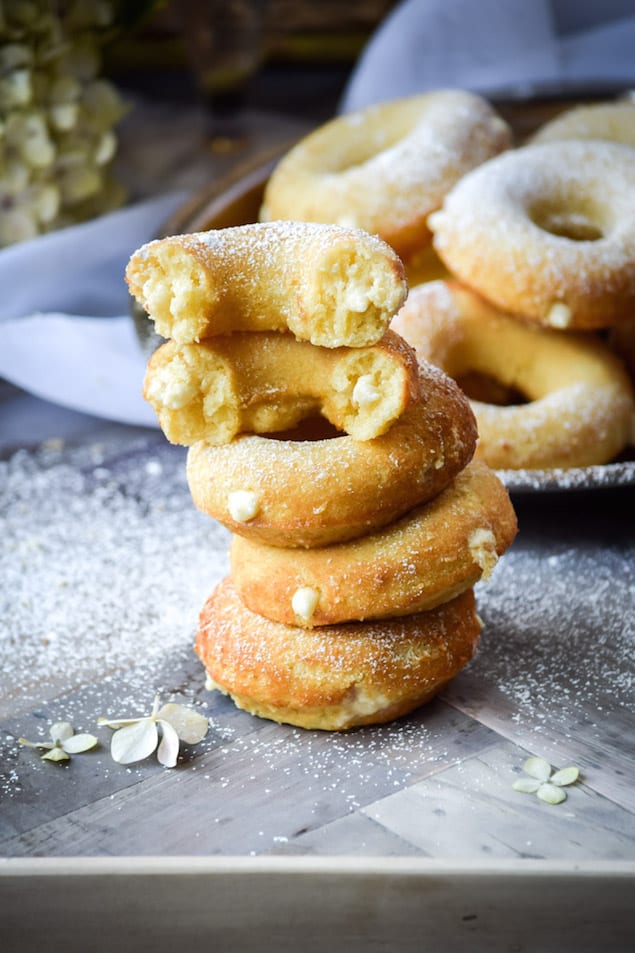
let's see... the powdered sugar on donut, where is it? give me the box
[431,141,635,329]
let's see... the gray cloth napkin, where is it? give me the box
[0,100,307,427]
[341,0,635,112]
[0,193,185,428]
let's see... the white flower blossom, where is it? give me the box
[18,721,98,762]
[98,695,209,768]
[513,756,580,804]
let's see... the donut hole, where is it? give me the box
[329,112,414,173]
[455,371,527,407]
[528,200,605,242]
[268,416,344,442]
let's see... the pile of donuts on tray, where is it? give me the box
[261,90,635,470]
[126,219,518,730]
[125,87,635,730]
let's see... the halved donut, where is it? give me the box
[144,328,420,445]
[126,221,407,347]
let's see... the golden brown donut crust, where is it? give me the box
[530,101,635,149]
[229,461,517,627]
[392,280,635,469]
[186,361,477,548]
[195,579,481,730]
[429,140,635,330]
[260,90,511,258]
[126,221,407,347]
[143,329,420,446]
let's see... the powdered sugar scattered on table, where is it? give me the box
[0,437,229,718]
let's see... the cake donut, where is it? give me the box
[229,461,517,627]
[144,328,419,445]
[391,281,635,469]
[260,89,511,258]
[126,221,407,347]
[186,362,477,548]
[530,101,635,149]
[196,578,481,731]
[429,140,635,330]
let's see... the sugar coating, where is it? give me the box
[431,140,635,327]
[392,281,635,469]
[127,221,407,348]
[261,90,511,257]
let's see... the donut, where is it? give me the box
[229,461,517,628]
[126,221,407,347]
[143,328,419,446]
[391,281,635,469]
[186,362,477,548]
[260,89,511,258]
[403,243,451,289]
[429,140,635,330]
[530,101,635,148]
[195,578,481,730]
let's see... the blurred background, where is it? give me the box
[0,0,398,249]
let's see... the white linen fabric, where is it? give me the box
[341,0,635,112]
[0,193,185,428]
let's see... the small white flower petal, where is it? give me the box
[157,704,209,745]
[18,737,53,750]
[157,720,180,768]
[41,747,70,763]
[512,778,542,794]
[62,732,98,754]
[110,718,158,764]
[550,766,580,787]
[537,783,567,805]
[523,756,552,782]
[50,721,74,743]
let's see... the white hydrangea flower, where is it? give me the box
[19,721,98,763]
[513,756,580,804]
[98,695,210,768]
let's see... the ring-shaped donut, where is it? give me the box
[530,101,635,149]
[196,579,481,731]
[229,461,517,627]
[260,90,511,258]
[429,140,635,329]
[186,362,477,548]
[391,281,635,469]
[144,329,420,445]
[126,221,407,347]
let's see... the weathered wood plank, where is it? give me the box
[361,740,635,860]
[0,700,496,857]
[442,511,635,812]
[269,809,427,856]
[1,858,634,953]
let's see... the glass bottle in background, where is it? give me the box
[179,0,270,146]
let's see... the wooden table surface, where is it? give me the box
[1,379,633,866]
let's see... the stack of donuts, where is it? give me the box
[126,220,517,731]
[262,93,635,470]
